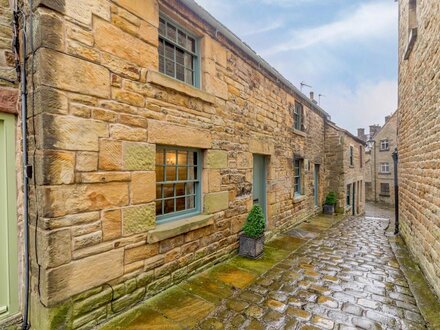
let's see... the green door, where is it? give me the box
[0,113,18,321]
[252,155,266,220]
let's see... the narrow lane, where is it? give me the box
[198,211,426,329]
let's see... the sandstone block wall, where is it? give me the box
[20,0,337,328]
[324,122,365,215]
[398,0,440,297]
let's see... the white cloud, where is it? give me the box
[262,1,397,55]
[324,80,398,134]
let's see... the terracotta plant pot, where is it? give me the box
[239,234,264,259]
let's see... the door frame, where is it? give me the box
[352,182,356,215]
[0,113,19,321]
[252,154,267,221]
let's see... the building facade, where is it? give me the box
[361,113,398,206]
[0,0,365,329]
[398,0,440,297]
[325,122,366,216]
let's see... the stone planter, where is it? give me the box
[239,234,264,259]
[323,204,335,215]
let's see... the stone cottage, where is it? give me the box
[362,113,398,206]
[0,0,364,329]
[397,0,440,297]
[324,121,366,215]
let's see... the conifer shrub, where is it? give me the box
[324,192,337,205]
[242,204,265,238]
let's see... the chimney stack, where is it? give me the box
[309,91,318,104]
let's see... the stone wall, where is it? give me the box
[324,122,365,215]
[398,0,440,297]
[23,0,337,328]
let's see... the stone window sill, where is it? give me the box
[379,194,391,197]
[379,172,391,176]
[293,194,306,203]
[147,70,216,104]
[147,214,214,243]
[291,128,306,137]
[404,28,418,60]
[379,148,390,152]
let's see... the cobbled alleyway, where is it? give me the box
[102,206,436,330]
[194,212,426,329]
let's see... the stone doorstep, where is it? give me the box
[97,212,347,329]
[389,236,440,329]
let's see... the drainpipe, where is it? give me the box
[392,148,399,235]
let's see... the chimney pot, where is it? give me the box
[310,91,314,100]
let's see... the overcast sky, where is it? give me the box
[195,0,398,134]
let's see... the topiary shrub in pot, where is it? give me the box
[323,192,337,215]
[239,204,266,259]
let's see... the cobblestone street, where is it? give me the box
[102,206,437,330]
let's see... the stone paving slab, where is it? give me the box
[99,209,437,330]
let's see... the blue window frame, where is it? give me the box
[158,16,200,87]
[294,158,303,196]
[155,146,201,223]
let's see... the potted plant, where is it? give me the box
[239,204,266,259]
[323,192,337,215]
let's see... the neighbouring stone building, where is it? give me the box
[0,0,365,329]
[325,121,366,216]
[360,113,398,206]
[398,0,440,297]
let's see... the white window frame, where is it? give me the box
[380,162,390,173]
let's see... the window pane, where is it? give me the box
[176,48,184,65]
[178,30,186,47]
[177,150,188,166]
[186,183,195,195]
[184,53,193,69]
[159,55,165,73]
[156,185,162,199]
[164,199,175,214]
[176,197,186,212]
[186,195,195,209]
[163,184,174,198]
[166,150,177,166]
[156,200,163,216]
[156,149,164,164]
[187,37,195,52]
[159,18,165,36]
[167,23,176,41]
[165,59,175,77]
[176,64,185,82]
[156,166,164,182]
[165,166,176,181]
[178,166,188,180]
[185,69,193,85]
[165,42,174,60]
[176,183,185,197]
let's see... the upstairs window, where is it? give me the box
[380,162,390,173]
[294,158,303,196]
[380,139,389,151]
[349,146,354,166]
[158,16,199,87]
[155,146,201,223]
[294,102,304,131]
